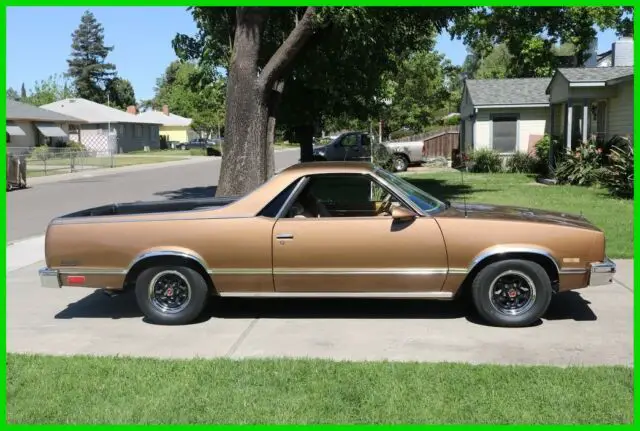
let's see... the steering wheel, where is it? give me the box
[376,193,394,216]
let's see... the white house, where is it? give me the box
[460,77,551,154]
[40,98,163,155]
[6,98,84,151]
[460,35,634,155]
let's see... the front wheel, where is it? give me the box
[134,265,210,325]
[471,259,552,327]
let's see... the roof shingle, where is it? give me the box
[465,78,551,107]
[40,98,163,124]
[7,98,84,122]
[557,66,633,83]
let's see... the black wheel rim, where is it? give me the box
[148,270,191,314]
[488,270,537,316]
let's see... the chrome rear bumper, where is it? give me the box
[39,267,61,288]
[589,258,616,286]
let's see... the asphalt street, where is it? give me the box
[7,150,300,242]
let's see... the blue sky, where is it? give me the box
[6,7,621,102]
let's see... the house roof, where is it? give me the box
[7,98,84,123]
[465,78,551,107]
[39,98,163,125]
[556,66,633,83]
[137,110,192,127]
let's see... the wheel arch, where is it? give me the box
[456,247,561,298]
[123,249,215,293]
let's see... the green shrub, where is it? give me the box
[469,149,503,173]
[31,145,51,161]
[442,115,460,126]
[600,136,633,199]
[505,152,537,173]
[533,134,565,175]
[555,140,605,186]
[388,129,417,140]
[371,143,394,171]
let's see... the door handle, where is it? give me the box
[276,233,294,240]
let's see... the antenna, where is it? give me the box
[460,159,468,218]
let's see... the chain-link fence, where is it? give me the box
[7,146,118,178]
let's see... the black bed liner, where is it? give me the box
[59,196,241,218]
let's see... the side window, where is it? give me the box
[361,134,371,148]
[341,134,358,147]
[285,174,402,218]
[259,180,300,218]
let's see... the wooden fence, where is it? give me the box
[422,130,460,159]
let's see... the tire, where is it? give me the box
[471,259,552,327]
[392,154,409,172]
[134,265,210,325]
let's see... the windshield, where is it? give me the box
[375,168,446,214]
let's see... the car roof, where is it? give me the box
[280,161,376,177]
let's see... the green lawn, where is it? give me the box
[7,354,633,424]
[402,171,633,259]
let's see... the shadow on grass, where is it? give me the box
[54,289,597,327]
[154,185,218,200]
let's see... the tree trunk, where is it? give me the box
[266,80,285,178]
[216,8,270,197]
[297,124,315,162]
[217,6,317,196]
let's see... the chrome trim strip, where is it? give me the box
[468,247,561,274]
[127,250,210,273]
[273,268,448,275]
[218,291,454,299]
[558,268,588,275]
[55,267,127,275]
[208,268,272,275]
[447,268,468,275]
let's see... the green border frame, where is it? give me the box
[1,1,637,428]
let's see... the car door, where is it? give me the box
[271,173,449,293]
[341,133,362,161]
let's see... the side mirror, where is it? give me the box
[391,206,417,221]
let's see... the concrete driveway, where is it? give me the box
[7,258,633,366]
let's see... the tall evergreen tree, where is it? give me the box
[66,10,116,103]
[20,83,27,100]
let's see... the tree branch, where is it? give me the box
[258,6,317,90]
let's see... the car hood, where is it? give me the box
[436,202,601,231]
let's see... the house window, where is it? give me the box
[135,124,143,137]
[491,114,518,153]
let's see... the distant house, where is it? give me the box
[460,78,551,154]
[6,98,84,151]
[137,105,194,144]
[460,35,634,155]
[546,66,633,150]
[39,98,163,154]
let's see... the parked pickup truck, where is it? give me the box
[312,131,423,172]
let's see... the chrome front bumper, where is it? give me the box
[39,267,61,288]
[589,258,616,286]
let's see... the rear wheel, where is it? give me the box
[392,154,409,172]
[134,265,210,325]
[471,259,552,327]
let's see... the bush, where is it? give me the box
[468,149,503,173]
[31,145,51,161]
[442,114,461,126]
[388,129,417,141]
[600,136,633,199]
[555,140,605,186]
[371,143,394,171]
[505,152,537,173]
[533,134,565,176]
